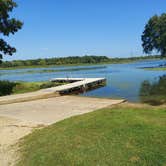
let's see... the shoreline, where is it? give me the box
[140,67,166,71]
[0,58,164,70]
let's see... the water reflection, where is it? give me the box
[140,75,166,105]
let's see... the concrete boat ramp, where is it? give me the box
[0,77,125,123]
[0,96,124,166]
[0,96,125,125]
[0,78,125,166]
[0,78,106,105]
[0,77,125,124]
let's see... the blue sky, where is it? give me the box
[4,0,166,60]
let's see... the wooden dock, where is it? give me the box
[0,78,106,105]
[44,78,106,94]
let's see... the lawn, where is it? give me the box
[17,105,166,166]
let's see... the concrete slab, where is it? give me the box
[0,96,124,125]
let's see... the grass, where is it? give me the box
[12,82,43,94]
[143,67,166,71]
[12,81,64,94]
[141,95,166,105]
[17,105,166,166]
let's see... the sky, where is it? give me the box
[4,0,166,60]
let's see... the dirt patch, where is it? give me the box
[0,116,43,166]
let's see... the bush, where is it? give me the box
[0,80,16,96]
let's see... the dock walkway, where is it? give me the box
[43,78,106,93]
[0,78,106,105]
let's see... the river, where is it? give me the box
[0,59,166,102]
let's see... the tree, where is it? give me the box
[0,0,23,62]
[142,13,166,57]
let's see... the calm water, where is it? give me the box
[0,59,166,102]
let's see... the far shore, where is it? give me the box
[0,61,135,70]
[142,67,166,71]
[0,57,164,70]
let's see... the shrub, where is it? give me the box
[0,80,16,96]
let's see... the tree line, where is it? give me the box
[0,55,161,68]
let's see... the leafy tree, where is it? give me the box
[142,13,166,57]
[38,59,46,66]
[0,0,23,62]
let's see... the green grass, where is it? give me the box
[12,82,43,94]
[12,81,63,94]
[17,105,166,166]
[143,67,166,71]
